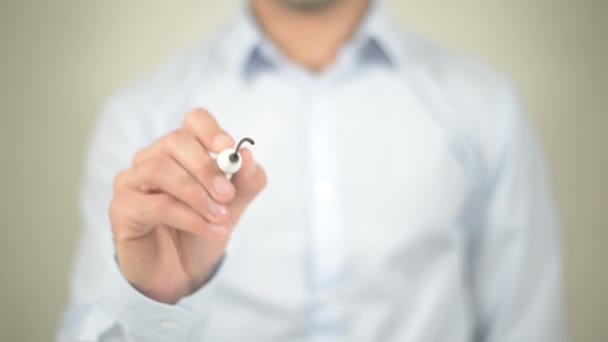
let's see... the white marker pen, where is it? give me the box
[213,137,255,179]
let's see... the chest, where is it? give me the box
[179,73,470,301]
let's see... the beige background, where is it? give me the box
[0,0,606,340]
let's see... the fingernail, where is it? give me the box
[213,176,234,197]
[208,224,229,236]
[212,134,233,151]
[207,199,228,218]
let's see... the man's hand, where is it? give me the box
[109,108,267,304]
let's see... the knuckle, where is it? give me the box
[131,148,146,166]
[108,197,121,221]
[136,159,166,191]
[146,155,170,175]
[109,195,149,242]
[108,197,131,233]
[163,130,185,152]
[137,176,154,193]
[112,170,129,192]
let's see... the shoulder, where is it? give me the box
[395,26,515,114]
[394,26,523,163]
[383,23,528,175]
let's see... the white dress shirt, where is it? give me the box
[59,4,563,342]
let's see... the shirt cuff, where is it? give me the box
[96,256,223,340]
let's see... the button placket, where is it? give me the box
[304,81,345,342]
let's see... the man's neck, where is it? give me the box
[251,0,371,72]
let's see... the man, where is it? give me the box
[59,0,563,341]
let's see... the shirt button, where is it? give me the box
[160,319,178,330]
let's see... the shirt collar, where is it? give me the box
[219,1,405,79]
[347,2,402,66]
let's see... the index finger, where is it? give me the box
[181,108,234,153]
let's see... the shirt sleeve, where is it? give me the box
[471,84,564,341]
[57,96,220,341]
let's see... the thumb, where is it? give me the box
[228,148,267,223]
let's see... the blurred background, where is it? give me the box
[0,0,606,340]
